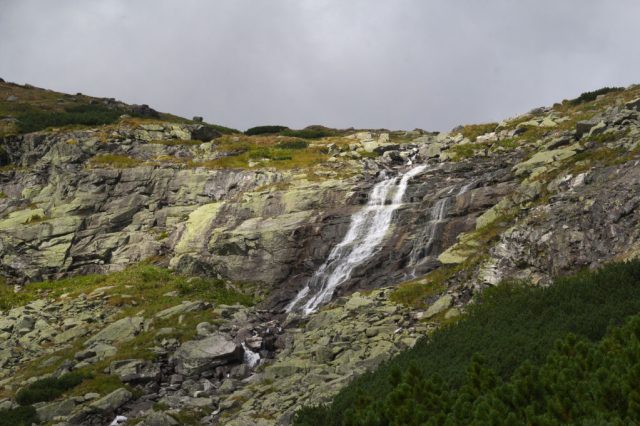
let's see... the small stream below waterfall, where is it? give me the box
[286,164,428,315]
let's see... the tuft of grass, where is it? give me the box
[448,142,487,160]
[489,137,520,151]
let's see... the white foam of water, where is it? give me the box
[286,165,427,315]
[110,416,127,426]
[242,343,260,368]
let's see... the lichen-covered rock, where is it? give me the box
[109,359,161,382]
[36,398,75,422]
[84,316,144,346]
[172,334,243,376]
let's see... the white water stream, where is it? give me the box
[242,343,261,368]
[406,180,476,276]
[286,165,428,315]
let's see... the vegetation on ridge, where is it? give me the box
[568,86,624,106]
[295,260,640,425]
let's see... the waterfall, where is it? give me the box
[242,343,260,368]
[287,165,428,315]
[407,180,476,273]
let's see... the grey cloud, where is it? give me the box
[1,0,639,131]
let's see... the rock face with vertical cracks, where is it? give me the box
[3,89,640,317]
[0,127,518,308]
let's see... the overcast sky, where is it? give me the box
[1,0,639,131]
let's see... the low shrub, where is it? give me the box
[318,315,640,425]
[16,104,128,133]
[245,125,289,136]
[16,372,84,405]
[0,405,38,426]
[569,87,624,106]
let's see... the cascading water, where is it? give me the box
[242,343,260,368]
[286,164,428,315]
[407,180,476,275]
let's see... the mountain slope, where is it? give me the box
[0,80,639,424]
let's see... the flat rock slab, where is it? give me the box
[84,316,144,346]
[173,333,243,376]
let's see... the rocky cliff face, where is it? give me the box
[2,81,640,424]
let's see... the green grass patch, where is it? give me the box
[296,260,640,425]
[490,137,520,151]
[16,372,84,405]
[448,142,487,160]
[0,263,255,312]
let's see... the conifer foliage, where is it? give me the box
[295,261,640,425]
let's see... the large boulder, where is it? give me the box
[425,294,453,318]
[89,387,132,412]
[173,334,243,376]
